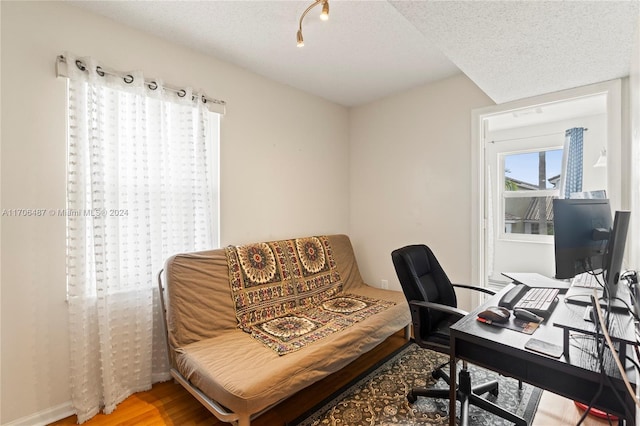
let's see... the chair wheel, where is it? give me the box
[407,392,417,403]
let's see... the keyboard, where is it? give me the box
[499,283,560,317]
[571,273,601,288]
[514,288,560,315]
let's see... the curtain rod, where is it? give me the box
[489,128,588,144]
[56,55,226,112]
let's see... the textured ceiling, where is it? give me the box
[69,0,460,107]
[390,0,640,104]
[69,0,639,107]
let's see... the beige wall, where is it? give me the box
[349,75,494,311]
[0,1,349,423]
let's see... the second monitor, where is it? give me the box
[553,198,631,303]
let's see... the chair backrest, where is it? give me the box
[391,244,457,338]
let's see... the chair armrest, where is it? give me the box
[452,283,496,296]
[409,300,468,320]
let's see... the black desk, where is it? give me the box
[449,286,637,426]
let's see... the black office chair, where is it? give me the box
[391,244,526,426]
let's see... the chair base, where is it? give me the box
[407,368,527,426]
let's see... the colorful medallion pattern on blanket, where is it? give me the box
[226,236,342,330]
[252,293,394,355]
[226,236,395,355]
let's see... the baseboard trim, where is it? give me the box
[3,402,74,426]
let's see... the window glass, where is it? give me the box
[504,196,556,235]
[504,149,563,191]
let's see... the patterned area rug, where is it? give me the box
[289,343,542,426]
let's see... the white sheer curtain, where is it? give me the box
[64,53,218,423]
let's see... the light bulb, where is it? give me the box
[320,1,329,20]
[297,30,304,47]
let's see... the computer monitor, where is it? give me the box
[603,210,631,299]
[552,198,612,280]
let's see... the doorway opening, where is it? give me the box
[471,80,622,296]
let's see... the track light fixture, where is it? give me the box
[297,0,329,47]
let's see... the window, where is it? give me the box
[501,149,562,239]
[66,84,220,296]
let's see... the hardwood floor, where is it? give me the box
[50,332,407,426]
[534,392,609,426]
[49,331,609,426]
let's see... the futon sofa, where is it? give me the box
[159,234,410,426]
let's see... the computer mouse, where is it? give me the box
[477,306,511,323]
[513,308,543,323]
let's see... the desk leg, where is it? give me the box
[619,342,626,370]
[450,338,457,426]
[563,328,570,361]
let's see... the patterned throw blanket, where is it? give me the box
[225,236,394,355]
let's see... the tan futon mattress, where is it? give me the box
[175,285,408,415]
[164,234,410,418]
